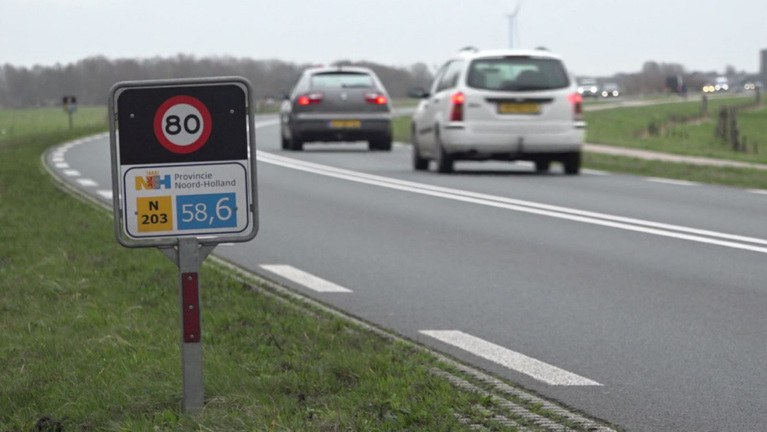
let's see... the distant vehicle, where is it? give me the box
[577,78,599,98]
[601,83,620,98]
[408,48,585,174]
[714,76,729,92]
[279,65,393,151]
[703,77,730,93]
[665,75,684,93]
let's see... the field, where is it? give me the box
[0,107,108,143]
[584,94,767,163]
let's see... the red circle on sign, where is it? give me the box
[153,95,212,154]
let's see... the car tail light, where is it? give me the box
[364,92,388,104]
[568,93,583,121]
[297,92,323,106]
[450,92,465,122]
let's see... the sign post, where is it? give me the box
[108,77,258,412]
[62,95,77,130]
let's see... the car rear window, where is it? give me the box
[467,57,570,91]
[310,72,374,89]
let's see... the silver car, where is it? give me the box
[280,66,393,151]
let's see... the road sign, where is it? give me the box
[108,77,258,247]
[108,77,259,413]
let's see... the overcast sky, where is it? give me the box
[3,0,766,77]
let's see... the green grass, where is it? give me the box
[0,107,108,143]
[584,95,766,161]
[583,152,767,189]
[0,123,489,430]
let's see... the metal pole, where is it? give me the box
[178,237,204,412]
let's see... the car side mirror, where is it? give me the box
[408,88,430,99]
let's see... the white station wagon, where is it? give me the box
[409,48,586,174]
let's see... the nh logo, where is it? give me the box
[136,171,171,190]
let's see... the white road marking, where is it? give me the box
[63,169,81,177]
[260,265,353,293]
[645,177,699,186]
[581,168,609,176]
[96,190,113,200]
[55,162,69,169]
[747,189,767,195]
[420,330,601,386]
[256,151,767,254]
[76,178,97,187]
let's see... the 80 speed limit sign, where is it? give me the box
[109,77,258,247]
[154,95,212,154]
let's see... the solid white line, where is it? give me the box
[260,265,353,293]
[420,330,601,386]
[96,190,113,200]
[76,178,97,187]
[257,151,767,253]
[63,169,81,177]
[645,177,699,186]
[55,162,69,169]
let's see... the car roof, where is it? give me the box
[453,49,564,61]
[304,65,376,75]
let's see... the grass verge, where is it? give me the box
[0,125,489,430]
[585,95,767,162]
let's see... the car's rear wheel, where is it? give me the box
[280,119,290,150]
[562,151,581,175]
[535,160,551,173]
[289,134,304,151]
[412,129,428,171]
[368,136,392,151]
[435,133,454,174]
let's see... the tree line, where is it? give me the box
[0,54,749,109]
[0,55,434,109]
[599,61,750,95]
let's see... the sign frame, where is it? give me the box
[108,77,258,249]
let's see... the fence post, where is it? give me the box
[728,107,741,152]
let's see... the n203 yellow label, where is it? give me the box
[136,196,173,232]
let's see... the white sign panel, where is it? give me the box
[121,162,250,239]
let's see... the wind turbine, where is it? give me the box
[507,2,522,49]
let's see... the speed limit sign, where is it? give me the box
[109,76,258,247]
[154,95,212,154]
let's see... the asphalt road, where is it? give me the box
[50,115,767,432]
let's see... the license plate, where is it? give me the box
[328,120,361,128]
[497,102,540,114]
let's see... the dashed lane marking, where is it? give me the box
[62,169,81,177]
[421,330,601,386]
[96,190,113,200]
[260,265,353,293]
[76,178,98,187]
[645,177,699,186]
